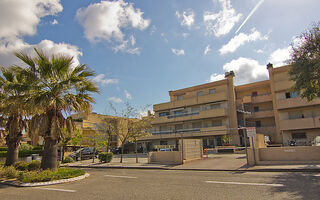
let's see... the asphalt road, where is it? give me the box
[1,168,320,200]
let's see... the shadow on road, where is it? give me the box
[270,171,320,199]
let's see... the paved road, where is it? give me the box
[1,168,320,200]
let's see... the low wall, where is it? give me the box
[248,146,320,166]
[148,151,182,165]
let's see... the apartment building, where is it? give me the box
[143,71,240,148]
[267,64,320,146]
[71,112,121,147]
[145,64,320,147]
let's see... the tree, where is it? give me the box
[94,118,117,153]
[127,116,152,163]
[288,22,320,101]
[16,48,99,170]
[0,66,31,166]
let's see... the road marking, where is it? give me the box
[35,188,76,193]
[104,175,137,179]
[314,174,320,177]
[205,181,283,187]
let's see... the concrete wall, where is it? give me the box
[148,151,182,165]
[248,146,320,166]
[180,139,203,160]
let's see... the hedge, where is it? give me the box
[0,147,8,151]
[0,149,43,158]
[98,152,113,163]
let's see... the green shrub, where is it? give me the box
[19,144,33,151]
[0,151,7,157]
[28,160,41,171]
[98,152,113,163]
[0,147,8,151]
[62,156,74,163]
[2,166,18,179]
[14,161,29,171]
[32,146,43,151]
[18,168,85,183]
[18,149,43,157]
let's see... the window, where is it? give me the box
[255,121,261,127]
[286,92,299,99]
[210,103,220,110]
[288,111,303,119]
[209,89,216,94]
[174,110,185,115]
[175,124,183,130]
[292,133,306,139]
[160,140,168,145]
[177,95,183,100]
[159,112,170,117]
[160,126,171,132]
[197,91,204,96]
[252,91,258,97]
[191,107,200,112]
[212,120,222,127]
[192,122,201,129]
[254,106,259,112]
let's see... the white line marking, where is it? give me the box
[205,181,283,187]
[36,188,76,193]
[104,175,137,179]
[314,174,320,177]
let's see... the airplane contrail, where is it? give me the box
[235,0,265,34]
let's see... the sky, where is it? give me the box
[0,0,319,115]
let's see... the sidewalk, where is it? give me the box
[62,153,320,172]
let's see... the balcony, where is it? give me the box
[279,117,320,130]
[142,126,228,140]
[152,108,227,125]
[256,126,276,135]
[154,92,228,111]
[277,97,320,110]
[249,109,274,119]
[274,80,295,92]
[252,93,273,103]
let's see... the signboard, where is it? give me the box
[246,127,256,137]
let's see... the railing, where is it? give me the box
[167,111,199,119]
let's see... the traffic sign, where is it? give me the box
[246,127,256,137]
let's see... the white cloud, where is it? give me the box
[112,39,140,55]
[203,0,242,37]
[76,0,150,54]
[176,10,195,29]
[0,0,63,39]
[219,29,268,55]
[209,73,225,82]
[0,1,83,67]
[182,33,189,38]
[124,90,132,100]
[171,48,185,56]
[255,49,264,53]
[268,47,291,67]
[108,97,122,103]
[210,57,268,85]
[92,74,119,86]
[150,25,157,35]
[204,45,211,55]
[51,19,58,25]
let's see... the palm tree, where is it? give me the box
[16,48,99,170]
[0,66,30,166]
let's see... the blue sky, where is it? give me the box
[0,0,319,115]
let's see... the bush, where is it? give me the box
[62,156,74,163]
[28,160,41,171]
[18,149,43,157]
[0,151,7,157]
[32,146,43,151]
[14,161,29,171]
[18,168,85,183]
[98,152,113,163]
[19,144,33,151]
[0,147,8,151]
[2,166,18,179]
[0,162,4,168]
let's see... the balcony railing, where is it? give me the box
[167,111,199,119]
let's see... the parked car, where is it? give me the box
[69,147,98,161]
[110,147,129,154]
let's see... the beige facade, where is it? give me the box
[147,64,320,147]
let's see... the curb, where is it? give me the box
[66,165,320,173]
[0,173,90,187]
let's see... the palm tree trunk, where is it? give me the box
[41,137,58,171]
[5,140,19,166]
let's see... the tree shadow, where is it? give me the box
[270,171,320,199]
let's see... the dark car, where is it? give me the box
[110,147,129,154]
[69,147,98,161]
